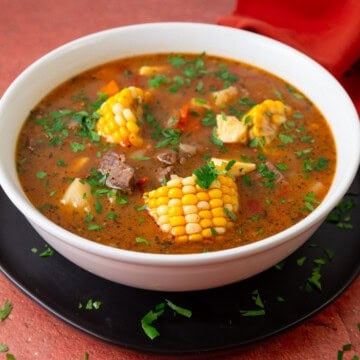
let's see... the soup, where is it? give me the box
[16,53,336,254]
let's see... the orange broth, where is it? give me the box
[16,53,336,254]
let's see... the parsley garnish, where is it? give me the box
[0,344,9,353]
[135,237,150,245]
[141,300,192,340]
[326,196,356,229]
[0,300,12,321]
[193,161,221,189]
[240,289,265,317]
[155,128,181,148]
[79,299,102,310]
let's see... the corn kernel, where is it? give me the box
[182,194,198,205]
[156,205,168,216]
[168,187,183,199]
[213,217,227,227]
[223,194,233,204]
[168,198,182,207]
[199,210,212,219]
[197,201,210,210]
[156,197,169,206]
[214,227,226,234]
[158,214,169,225]
[167,177,182,188]
[183,205,198,215]
[182,185,196,194]
[169,216,186,227]
[168,206,183,216]
[209,198,223,208]
[182,176,195,186]
[156,186,168,197]
[211,207,225,217]
[196,192,209,201]
[185,223,202,234]
[200,219,213,228]
[202,228,213,238]
[171,226,186,236]
[160,223,171,232]
[208,188,222,199]
[189,233,203,241]
[126,120,139,133]
[176,235,188,242]
[185,213,200,223]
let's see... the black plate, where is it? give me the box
[0,173,359,354]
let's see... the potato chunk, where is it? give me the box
[60,178,92,212]
[216,114,248,144]
[211,157,256,177]
[212,86,238,107]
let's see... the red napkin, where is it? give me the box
[217,0,360,114]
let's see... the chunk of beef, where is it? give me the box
[265,161,285,184]
[178,143,197,164]
[98,151,135,193]
[156,150,178,165]
[98,151,126,174]
[155,166,174,183]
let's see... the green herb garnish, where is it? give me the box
[193,161,221,189]
[0,300,12,321]
[141,300,192,340]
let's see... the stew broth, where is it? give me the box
[16,53,336,254]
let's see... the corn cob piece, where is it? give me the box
[143,174,239,242]
[245,99,290,144]
[96,86,145,147]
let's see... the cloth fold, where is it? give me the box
[217,0,360,114]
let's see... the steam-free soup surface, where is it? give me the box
[16,53,336,254]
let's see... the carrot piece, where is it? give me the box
[180,104,189,119]
[100,80,120,96]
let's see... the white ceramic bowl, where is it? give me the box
[0,23,359,291]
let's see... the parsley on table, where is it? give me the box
[0,300,12,321]
[79,299,102,310]
[141,300,192,340]
[240,289,266,317]
[327,196,356,229]
[0,344,9,352]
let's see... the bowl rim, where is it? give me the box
[0,22,359,267]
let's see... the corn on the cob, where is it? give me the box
[96,86,145,147]
[143,174,239,242]
[245,99,290,144]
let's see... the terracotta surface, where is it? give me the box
[0,1,359,359]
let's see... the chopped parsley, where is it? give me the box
[0,344,9,353]
[141,299,192,340]
[79,299,102,310]
[135,237,150,245]
[240,289,266,317]
[303,192,320,212]
[326,196,356,229]
[193,161,221,189]
[0,300,12,321]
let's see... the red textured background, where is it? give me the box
[0,1,359,359]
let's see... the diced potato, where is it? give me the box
[60,178,92,212]
[212,86,238,107]
[211,157,256,177]
[139,65,168,76]
[216,114,248,144]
